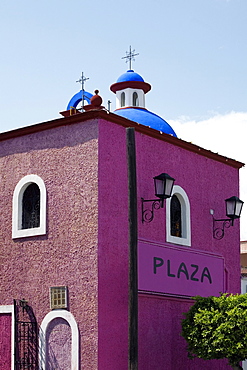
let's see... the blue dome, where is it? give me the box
[114,108,177,137]
[117,70,144,83]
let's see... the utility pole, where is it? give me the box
[126,127,138,370]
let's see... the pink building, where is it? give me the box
[0,69,244,369]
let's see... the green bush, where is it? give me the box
[181,294,247,369]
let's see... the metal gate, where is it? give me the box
[14,299,38,369]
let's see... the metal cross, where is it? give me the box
[122,46,139,70]
[76,72,89,108]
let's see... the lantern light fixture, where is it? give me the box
[141,173,175,223]
[213,196,244,239]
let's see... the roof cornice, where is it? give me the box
[0,110,244,169]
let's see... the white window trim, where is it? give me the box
[39,310,79,370]
[0,305,15,370]
[166,185,191,246]
[116,88,145,108]
[12,175,46,239]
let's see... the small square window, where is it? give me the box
[50,286,68,310]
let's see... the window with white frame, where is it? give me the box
[12,175,46,239]
[50,286,68,310]
[166,185,191,246]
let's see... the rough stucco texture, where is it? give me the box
[98,118,240,370]
[0,314,11,369]
[46,318,72,369]
[0,114,242,370]
[0,119,99,369]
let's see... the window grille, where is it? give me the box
[22,183,40,229]
[50,287,68,310]
[170,194,182,237]
[14,299,38,369]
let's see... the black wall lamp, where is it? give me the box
[141,173,175,223]
[213,196,244,240]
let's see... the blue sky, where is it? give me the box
[1,0,246,128]
[1,0,247,238]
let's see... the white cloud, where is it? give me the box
[169,111,247,240]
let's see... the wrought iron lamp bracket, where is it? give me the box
[19,298,28,312]
[141,198,164,223]
[213,217,234,240]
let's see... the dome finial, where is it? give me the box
[121,46,139,70]
[76,72,89,109]
[83,90,104,111]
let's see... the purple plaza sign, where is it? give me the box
[138,240,225,298]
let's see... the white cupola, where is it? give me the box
[110,70,151,109]
[110,69,177,137]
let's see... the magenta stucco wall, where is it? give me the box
[0,113,241,370]
[98,119,129,369]
[0,314,11,370]
[98,118,240,369]
[0,119,99,369]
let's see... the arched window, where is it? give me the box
[121,92,125,107]
[132,92,139,106]
[22,183,40,229]
[12,175,46,239]
[166,185,191,246]
[39,310,79,370]
[170,195,182,237]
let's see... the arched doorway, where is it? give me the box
[39,310,79,370]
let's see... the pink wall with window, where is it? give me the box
[98,117,241,369]
[0,111,242,369]
[0,118,99,369]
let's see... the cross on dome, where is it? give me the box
[76,72,89,108]
[76,72,89,90]
[122,46,139,70]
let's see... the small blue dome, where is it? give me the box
[114,108,177,137]
[117,70,144,83]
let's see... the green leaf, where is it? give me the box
[181,293,247,365]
